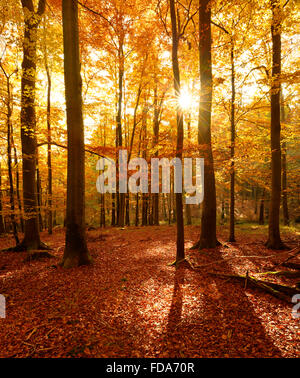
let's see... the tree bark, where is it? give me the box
[266,0,285,249]
[44,31,53,234]
[185,112,192,225]
[19,0,47,251]
[61,0,92,267]
[116,43,125,227]
[36,154,43,231]
[169,0,184,261]
[259,188,265,225]
[281,94,289,226]
[0,163,5,235]
[4,69,19,243]
[152,84,160,226]
[13,145,24,233]
[193,0,219,249]
[229,41,236,242]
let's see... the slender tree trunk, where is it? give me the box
[266,0,285,249]
[152,84,160,226]
[125,193,130,226]
[6,75,19,243]
[229,41,236,242]
[142,194,148,226]
[61,0,92,267]
[221,196,225,225]
[254,187,258,215]
[135,193,139,226]
[259,188,265,225]
[100,193,105,227]
[111,193,116,226]
[162,193,167,221]
[168,192,171,225]
[0,163,5,235]
[193,0,219,249]
[116,45,125,227]
[46,55,53,234]
[148,195,153,225]
[281,141,289,225]
[185,112,192,225]
[13,145,24,233]
[142,106,148,226]
[36,154,43,231]
[170,0,184,261]
[281,94,289,226]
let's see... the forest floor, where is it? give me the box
[0,224,299,358]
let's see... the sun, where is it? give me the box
[178,88,192,110]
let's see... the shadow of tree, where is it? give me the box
[160,251,283,358]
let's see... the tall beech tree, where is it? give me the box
[10,0,48,251]
[61,0,92,268]
[0,162,5,235]
[0,60,19,243]
[169,0,185,262]
[266,0,286,249]
[43,18,53,235]
[193,0,219,250]
[210,19,236,242]
[281,94,289,226]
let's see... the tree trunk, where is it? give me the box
[185,112,192,225]
[19,0,47,251]
[125,193,130,226]
[193,0,219,249]
[229,41,236,242]
[13,145,24,233]
[45,48,53,234]
[266,0,285,249]
[61,0,92,267]
[142,106,148,226]
[152,84,160,226]
[259,188,265,225]
[169,0,184,260]
[0,163,5,235]
[36,154,43,231]
[281,94,289,226]
[135,193,139,226]
[111,193,116,226]
[6,75,19,243]
[116,44,125,227]
[221,196,225,225]
[281,141,289,226]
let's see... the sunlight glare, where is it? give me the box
[178,88,192,110]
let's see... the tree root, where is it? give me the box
[1,241,51,253]
[190,239,222,250]
[264,239,289,250]
[24,251,56,262]
[168,258,187,267]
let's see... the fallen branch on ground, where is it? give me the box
[257,270,300,278]
[275,249,300,267]
[281,262,300,270]
[186,248,300,269]
[208,272,298,303]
